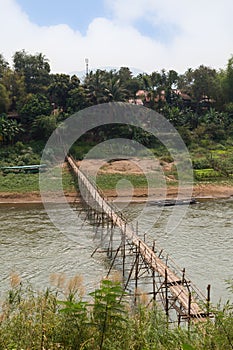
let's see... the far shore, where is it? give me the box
[1,183,233,204]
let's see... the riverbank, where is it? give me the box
[1,183,233,204]
[1,158,233,204]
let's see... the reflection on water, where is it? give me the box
[0,199,232,304]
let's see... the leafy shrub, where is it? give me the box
[192,158,211,170]
[194,168,222,180]
[31,114,57,140]
[0,143,41,167]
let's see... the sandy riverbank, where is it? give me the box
[0,183,233,204]
[1,159,233,204]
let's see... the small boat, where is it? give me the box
[0,164,47,174]
[148,198,197,207]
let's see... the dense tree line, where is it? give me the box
[0,49,233,144]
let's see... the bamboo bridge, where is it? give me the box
[67,155,212,324]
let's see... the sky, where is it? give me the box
[0,0,233,75]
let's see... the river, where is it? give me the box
[0,198,232,305]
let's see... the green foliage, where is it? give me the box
[89,279,127,349]
[13,50,51,94]
[225,102,233,114]
[192,157,211,170]
[162,105,186,126]
[191,65,219,106]
[0,172,40,192]
[223,56,233,104]
[31,114,57,140]
[96,173,149,190]
[48,73,74,111]
[0,143,75,192]
[0,143,40,167]
[194,168,222,180]
[0,114,24,144]
[58,297,89,349]
[67,85,88,113]
[19,93,52,124]
[2,50,233,188]
[0,285,60,349]
[68,140,98,160]
[0,53,9,77]
[182,344,196,350]
[0,166,74,193]
[1,50,233,147]
[0,83,10,113]
[0,278,232,350]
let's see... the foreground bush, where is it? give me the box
[0,276,232,349]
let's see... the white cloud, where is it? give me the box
[105,0,152,23]
[0,0,233,75]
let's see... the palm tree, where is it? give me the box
[84,70,109,105]
[105,70,128,101]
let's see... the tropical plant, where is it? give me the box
[84,69,110,105]
[104,70,128,101]
[89,279,127,349]
[0,114,24,144]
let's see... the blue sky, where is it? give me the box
[16,0,109,34]
[0,0,233,74]
[16,0,165,40]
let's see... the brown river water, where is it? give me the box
[0,198,232,305]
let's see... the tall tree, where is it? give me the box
[84,69,109,105]
[178,68,194,95]
[0,53,9,78]
[47,73,71,110]
[1,69,26,111]
[0,84,10,113]
[66,85,87,114]
[13,50,51,94]
[224,56,233,104]
[105,70,128,101]
[180,65,219,112]
[118,67,133,82]
[118,67,140,98]
[19,93,52,124]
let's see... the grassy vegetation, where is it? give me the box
[194,169,222,181]
[0,141,43,167]
[96,173,151,190]
[187,144,233,183]
[0,276,232,350]
[0,167,75,193]
[70,141,98,160]
[0,173,40,193]
[2,141,233,194]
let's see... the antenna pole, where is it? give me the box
[85,58,89,76]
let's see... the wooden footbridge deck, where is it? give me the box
[67,155,212,324]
